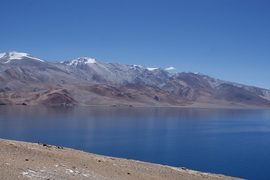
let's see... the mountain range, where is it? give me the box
[1,51,270,108]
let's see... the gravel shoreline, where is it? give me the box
[0,138,243,180]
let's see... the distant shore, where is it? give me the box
[1,101,269,109]
[0,138,242,180]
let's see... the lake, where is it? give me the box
[0,106,270,179]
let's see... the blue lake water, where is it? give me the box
[0,106,270,179]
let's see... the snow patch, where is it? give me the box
[26,55,44,62]
[129,64,147,71]
[85,58,96,64]
[0,52,6,59]
[2,51,44,63]
[133,64,144,69]
[65,57,96,66]
[9,51,28,60]
[165,66,175,71]
[147,67,158,71]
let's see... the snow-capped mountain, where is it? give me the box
[1,51,270,108]
[62,57,96,66]
[0,51,44,64]
[62,57,170,86]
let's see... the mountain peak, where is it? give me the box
[0,51,270,107]
[147,67,158,71]
[63,57,97,67]
[0,51,28,60]
[0,51,44,63]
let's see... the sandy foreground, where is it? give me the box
[0,138,243,180]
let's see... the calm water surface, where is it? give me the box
[0,106,270,179]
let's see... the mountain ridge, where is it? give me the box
[1,51,270,108]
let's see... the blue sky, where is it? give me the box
[1,0,270,89]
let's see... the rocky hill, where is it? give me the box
[1,51,270,108]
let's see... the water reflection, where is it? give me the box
[0,106,270,179]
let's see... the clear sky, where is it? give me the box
[1,0,270,89]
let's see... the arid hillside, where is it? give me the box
[1,51,270,108]
[0,138,243,180]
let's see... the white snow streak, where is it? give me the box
[85,58,96,64]
[133,64,144,69]
[147,67,158,71]
[2,51,44,63]
[66,58,96,66]
[0,52,5,59]
[165,67,175,71]
[9,52,28,60]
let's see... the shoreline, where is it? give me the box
[1,102,270,109]
[0,138,243,180]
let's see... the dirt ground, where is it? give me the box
[0,138,243,180]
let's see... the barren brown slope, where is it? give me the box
[0,83,192,107]
[1,52,270,108]
[0,138,242,180]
